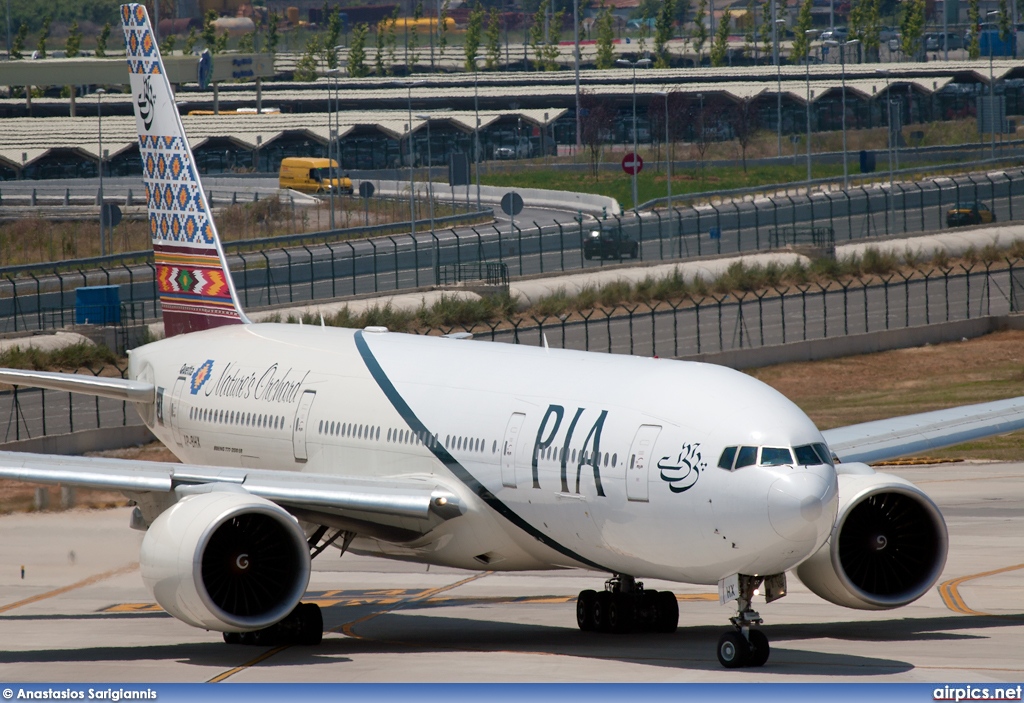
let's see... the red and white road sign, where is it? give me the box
[622,153,644,175]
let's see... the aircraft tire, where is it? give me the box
[298,602,323,645]
[593,591,612,633]
[577,590,598,631]
[747,629,770,667]
[717,631,749,668]
[607,593,634,634]
[655,591,679,633]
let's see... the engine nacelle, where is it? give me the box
[795,468,947,610]
[140,490,311,632]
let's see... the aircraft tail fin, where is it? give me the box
[120,3,249,337]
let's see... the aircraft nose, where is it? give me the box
[767,469,837,543]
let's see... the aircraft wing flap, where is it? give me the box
[0,368,154,403]
[0,451,173,492]
[822,396,1024,464]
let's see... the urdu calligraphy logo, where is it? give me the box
[138,75,156,131]
[658,443,706,494]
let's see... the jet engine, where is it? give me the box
[795,468,947,610]
[140,490,311,632]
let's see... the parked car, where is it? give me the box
[583,229,639,260]
[946,201,995,227]
[494,138,533,160]
[819,26,848,42]
[925,32,963,51]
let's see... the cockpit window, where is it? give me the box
[760,447,794,466]
[812,442,836,466]
[735,446,758,469]
[794,444,823,465]
[717,446,737,470]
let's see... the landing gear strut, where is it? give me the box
[576,574,678,634]
[716,574,781,668]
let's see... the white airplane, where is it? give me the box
[3,3,1024,669]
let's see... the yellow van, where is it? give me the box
[278,157,353,195]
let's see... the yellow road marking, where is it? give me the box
[208,571,493,683]
[0,563,138,615]
[938,562,1024,615]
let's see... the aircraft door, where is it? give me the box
[292,389,316,462]
[501,412,526,488]
[169,376,186,447]
[626,425,662,502]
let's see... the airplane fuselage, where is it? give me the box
[128,323,839,586]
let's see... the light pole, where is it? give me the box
[876,69,895,232]
[655,91,671,218]
[415,114,435,234]
[616,57,651,211]
[326,69,342,230]
[986,10,1000,159]
[804,30,817,190]
[826,38,858,190]
[473,70,481,210]
[398,80,425,235]
[775,17,786,157]
[97,88,106,257]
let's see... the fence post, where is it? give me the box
[387,236,400,291]
[302,244,315,301]
[533,221,544,275]
[635,210,643,261]
[346,241,357,296]
[653,210,663,260]
[555,220,566,272]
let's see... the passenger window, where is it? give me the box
[794,445,822,465]
[611,453,617,467]
[492,440,497,453]
[718,446,737,470]
[760,447,794,466]
[735,446,758,469]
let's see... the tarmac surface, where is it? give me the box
[0,460,1021,683]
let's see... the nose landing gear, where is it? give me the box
[717,573,780,668]
[575,574,679,634]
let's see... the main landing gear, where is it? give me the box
[716,574,780,668]
[576,574,679,634]
[223,602,323,646]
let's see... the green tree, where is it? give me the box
[464,2,484,71]
[760,0,773,58]
[408,1,423,68]
[162,33,177,54]
[238,32,254,53]
[11,21,27,59]
[997,0,1011,39]
[899,0,925,60]
[529,0,547,69]
[438,0,450,58]
[375,20,386,75]
[541,9,565,69]
[65,20,82,57]
[202,10,218,50]
[709,7,731,66]
[967,0,980,57]
[654,0,676,67]
[184,27,198,54]
[791,0,813,61]
[386,9,398,71]
[294,33,321,81]
[214,30,229,54]
[36,15,50,58]
[743,0,755,60]
[324,3,342,68]
[348,23,370,77]
[95,22,110,58]
[266,12,280,55]
[485,8,501,70]
[691,0,708,63]
[595,4,615,68]
[849,0,880,60]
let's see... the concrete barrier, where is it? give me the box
[368,179,621,217]
[0,424,155,456]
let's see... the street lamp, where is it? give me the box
[415,114,435,234]
[825,38,858,190]
[616,57,652,211]
[326,69,342,230]
[654,91,671,220]
[986,10,1000,159]
[876,69,895,232]
[803,29,817,191]
[97,88,106,256]
[775,16,786,157]
[397,80,425,235]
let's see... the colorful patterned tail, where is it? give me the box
[120,3,248,337]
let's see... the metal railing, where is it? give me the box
[435,262,510,289]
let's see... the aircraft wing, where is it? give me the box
[0,369,154,402]
[821,396,1024,465]
[0,451,463,540]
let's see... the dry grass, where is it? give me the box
[750,329,1024,462]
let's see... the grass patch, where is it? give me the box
[0,342,117,371]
